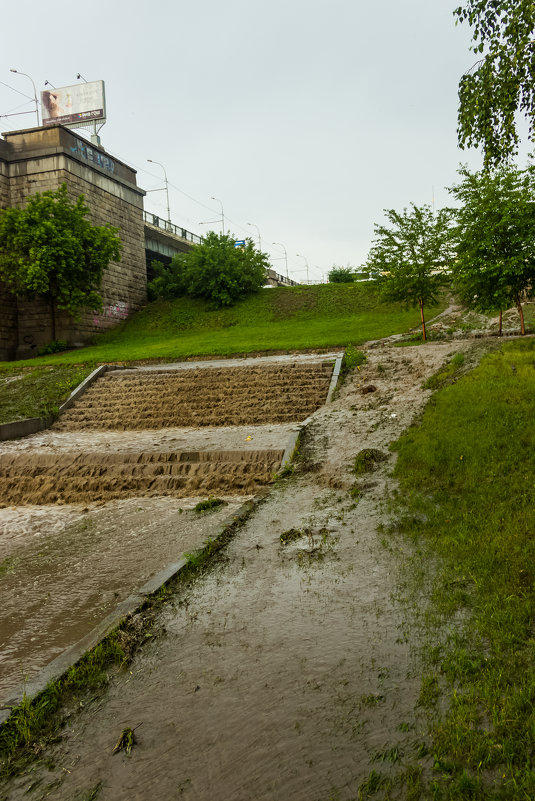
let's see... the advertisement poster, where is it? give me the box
[41,80,105,126]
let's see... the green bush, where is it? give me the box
[36,340,70,356]
[328,266,356,283]
[148,232,270,307]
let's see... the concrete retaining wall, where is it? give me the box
[0,125,147,359]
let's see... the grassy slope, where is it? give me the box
[389,338,535,799]
[2,283,448,368]
[0,365,95,424]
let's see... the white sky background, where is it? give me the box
[1,0,532,283]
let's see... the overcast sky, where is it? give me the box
[0,0,529,282]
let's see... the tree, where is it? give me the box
[328,266,355,283]
[449,162,535,335]
[455,0,535,166]
[0,184,121,339]
[367,204,455,341]
[149,231,269,307]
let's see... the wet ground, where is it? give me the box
[0,497,244,705]
[0,356,338,711]
[0,340,473,800]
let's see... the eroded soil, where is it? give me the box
[0,339,481,801]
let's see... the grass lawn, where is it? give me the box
[0,365,95,424]
[388,337,535,799]
[2,283,449,368]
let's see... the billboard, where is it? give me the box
[41,80,106,127]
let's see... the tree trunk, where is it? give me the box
[498,310,502,336]
[50,296,56,341]
[515,295,525,335]
[419,298,427,341]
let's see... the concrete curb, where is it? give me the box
[326,356,343,403]
[0,415,55,442]
[279,356,342,473]
[0,364,129,442]
[0,495,262,726]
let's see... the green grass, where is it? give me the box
[0,284,449,368]
[389,336,535,798]
[0,364,95,424]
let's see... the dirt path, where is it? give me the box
[1,340,477,800]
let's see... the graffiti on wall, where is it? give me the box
[93,301,129,327]
[70,140,115,174]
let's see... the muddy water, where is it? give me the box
[1,342,473,800]
[0,497,244,703]
[54,363,334,431]
[8,478,415,801]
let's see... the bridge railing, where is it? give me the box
[143,211,203,245]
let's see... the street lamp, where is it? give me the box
[10,69,39,127]
[147,159,171,227]
[247,222,262,250]
[296,254,309,284]
[272,242,288,278]
[211,196,225,234]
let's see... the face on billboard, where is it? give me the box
[41,81,106,126]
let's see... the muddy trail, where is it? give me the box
[0,340,476,801]
[54,363,333,431]
[0,449,284,506]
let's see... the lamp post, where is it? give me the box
[296,253,309,284]
[272,242,288,278]
[10,69,39,126]
[211,196,225,234]
[147,159,171,227]
[247,222,262,250]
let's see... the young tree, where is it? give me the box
[149,231,269,307]
[455,0,535,166]
[367,204,455,341]
[0,184,122,339]
[449,163,535,335]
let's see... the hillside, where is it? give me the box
[9,283,449,367]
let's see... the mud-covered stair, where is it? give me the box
[53,363,334,430]
[0,449,284,506]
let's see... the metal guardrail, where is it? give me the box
[143,211,203,245]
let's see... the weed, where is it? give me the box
[280,528,306,545]
[276,463,294,480]
[113,725,141,756]
[358,769,389,800]
[349,484,362,501]
[342,345,367,372]
[372,745,403,763]
[194,497,227,513]
[360,693,385,707]
[353,448,388,475]
[79,782,102,800]
[0,557,16,577]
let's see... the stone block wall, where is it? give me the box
[0,125,147,358]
